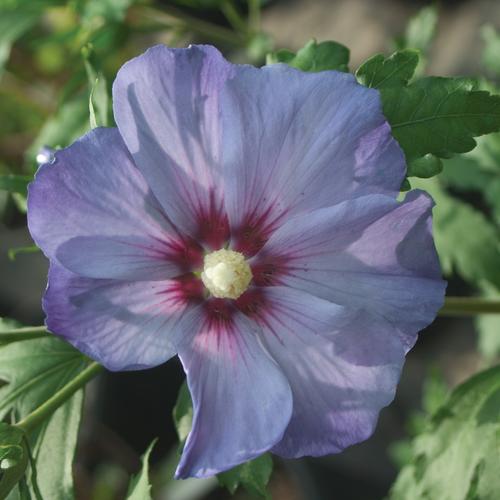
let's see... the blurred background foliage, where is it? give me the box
[1,0,500,499]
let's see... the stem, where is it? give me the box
[0,326,48,343]
[15,362,103,434]
[140,6,244,46]
[440,297,500,316]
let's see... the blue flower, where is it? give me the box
[27,45,446,478]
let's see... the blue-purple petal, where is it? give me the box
[253,287,405,457]
[44,264,192,371]
[113,45,233,240]
[254,191,446,350]
[28,127,185,281]
[175,307,292,478]
[221,63,406,238]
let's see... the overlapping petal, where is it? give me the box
[253,190,446,349]
[221,64,406,254]
[113,45,233,246]
[44,264,194,371]
[28,127,194,281]
[249,287,405,457]
[176,305,292,478]
[27,43,447,479]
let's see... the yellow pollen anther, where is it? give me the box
[201,249,252,299]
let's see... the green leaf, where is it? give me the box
[383,77,500,162]
[355,49,419,88]
[126,440,156,500]
[27,392,83,500]
[172,381,193,452]
[0,423,28,499]
[407,154,443,178]
[217,454,273,499]
[0,336,89,499]
[389,365,500,500]
[412,177,500,289]
[266,39,350,72]
[0,175,31,196]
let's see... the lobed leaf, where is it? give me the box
[126,440,156,500]
[390,365,500,500]
[383,77,500,162]
[0,336,89,499]
[355,49,419,88]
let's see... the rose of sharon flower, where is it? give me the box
[27,45,446,479]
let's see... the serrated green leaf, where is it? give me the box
[173,381,192,453]
[0,336,89,499]
[0,175,31,196]
[217,453,273,499]
[389,365,500,500]
[412,177,500,289]
[126,440,156,500]
[356,49,419,88]
[266,39,349,72]
[383,77,500,162]
[407,154,443,178]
